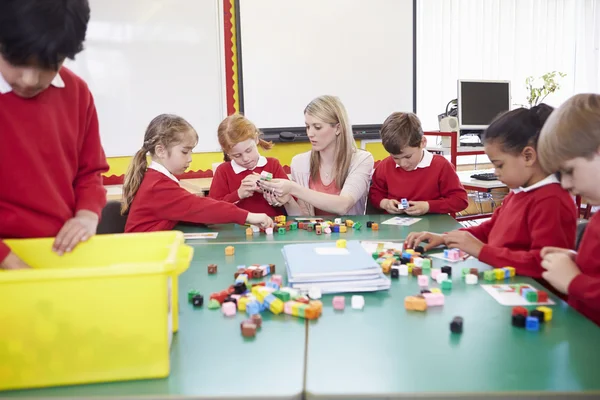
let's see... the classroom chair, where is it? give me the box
[96,200,128,234]
[576,221,589,250]
[364,196,383,215]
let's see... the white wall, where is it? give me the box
[239,0,414,129]
[66,0,227,157]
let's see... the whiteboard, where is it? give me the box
[65,0,226,157]
[239,0,414,129]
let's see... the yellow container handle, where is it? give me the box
[174,244,193,276]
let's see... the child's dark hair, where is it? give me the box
[121,114,198,215]
[380,112,423,154]
[483,104,554,154]
[0,0,90,70]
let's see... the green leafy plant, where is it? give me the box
[525,71,567,107]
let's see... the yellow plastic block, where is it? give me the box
[430,288,441,294]
[345,220,354,227]
[336,239,347,248]
[238,297,249,311]
[269,298,284,315]
[404,296,427,311]
[245,227,253,236]
[1,231,192,391]
[407,264,414,274]
[405,249,415,255]
[505,266,516,277]
[225,246,235,256]
[536,306,553,322]
[494,269,505,280]
[339,226,347,233]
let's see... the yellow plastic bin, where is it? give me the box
[0,231,193,391]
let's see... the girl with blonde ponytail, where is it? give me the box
[210,114,301,216]
[123,113,273,232]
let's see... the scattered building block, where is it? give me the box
[404,296,427,311]
[450,316,463,333]
[336,239,347,248]
[436,272,448,284]
[241,320,257,338]
[441,266,452,277]
[526,316,540,331]
[536,306,552,322]
[192,294,204,307]
[222,302,236,317]
[465,274,478,285]
[308,287,322,300]
[530,309,545,323]
[512,306,528,317]
[536,291,549,303]
[371,223,379,231]
[512,314,526,328]
[332,296,345,310]
[265,227,273,235]
[441,280,453,290]
[418,275,429,287]
[208,264,217,274]
[391,265,400,278]
[351,295,365,310]
[399,264,409,276]
[225,246,235,256]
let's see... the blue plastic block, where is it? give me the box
[332,225,340,233]
[266,282,280,290]
[246,301,260,315]
[502,268,511,278]
[526,316,540,331]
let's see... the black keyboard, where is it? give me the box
[471,172,497,181]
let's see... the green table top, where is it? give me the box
[3,244,306,399]
[305,255,600,399]
[177,214,461,245]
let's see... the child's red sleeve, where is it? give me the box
[208,164,241,203]
[73,93,109,216]
[271,159,289,180]
[477,197,576,277]
[569,274,600,310]
[368,163,388,210]
[152,181,248,225]
[0,241,9,263]
[427,162,469,214]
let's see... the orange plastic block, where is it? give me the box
[404,296,427,311]
[225,246,235,256]
[371,223,379,231]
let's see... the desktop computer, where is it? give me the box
[457,80,511,146]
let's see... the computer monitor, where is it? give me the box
[458,80,511,130]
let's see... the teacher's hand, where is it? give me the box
[257,178,294,197]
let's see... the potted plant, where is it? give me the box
[525,71,567,107]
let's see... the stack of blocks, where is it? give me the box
[511,305,552,331]
[484,266,516,281]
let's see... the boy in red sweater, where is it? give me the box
[0,0,109,270]
[123,114,273,232]
[538,93,600,326]
[405,105,577,279]
[209,114,300,217]
[369,112,468,215]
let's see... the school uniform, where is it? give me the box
[125,162,248,232]
[209,156,287,217]
[0,67,109,262]
[369,150,468,214]
[569,212,600,326]
[464,175,577,277]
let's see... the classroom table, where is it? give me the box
[5,214,600,399]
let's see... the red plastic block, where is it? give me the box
[536,291,548,302]
[512,306,528,317]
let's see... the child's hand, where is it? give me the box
[246,213,274,229]
[263,190,289,207]
[0,252,31,270]
[242,174,262,193]
[443,231,484,258]
[541,252,581,294]
[53,210,98,256]
[405,201,430,216]
[404,231,445,251]
[541,246,577,260]
[237,180,256,200]
[380,199,404,214]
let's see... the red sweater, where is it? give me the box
[209,157,288,217]
[125,169,249,232]
[569,212,600,326]
[369,155,468,214]
[463,184,577,277]
[0,67,109,262]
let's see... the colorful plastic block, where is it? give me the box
[308,287,322,300]
[421,258,432,269]
[336,239,347,248]
[504,266,516,277]
[399,264,409,276]
[525,290,538,302]
[526,316,540,331]
[430,288,442,294]
[436,272,448,284]
[345,220,354,227]
[351,295,365,310]
[494,269,505,280]
[353,221,362,230]
[237,297,249,311]
[192,294,204,307]
[465,274,478,285]
[536,306,552,322]
[332,296,345,310]
[273,290,291,302]
[269,298,284,314]
[315,225,323,235]
[469,268,479,276]
[290,222,298,230]
[530,309,545,323]
[278,227,286,235]
[418,275,429,287]
[246,300,260,315]
[431,268,441,280]
[536,291,549,303]
[423,292,444,307]
[225,246,235,256]
[222,302,236,316]
[207,264,217,274]
[461,268,470,277]
[450,316,463,333]
[512,306,528,317]
[334,218,342,225]
[483,270,495,281]
[404,296,427,311]
[339,225,347,233]
[265,227,273,235]
[260,171,273,180]
[441,280,453,290]
[207,299,221,309]
[412,266,423,276]
[266,281,280,290]
[241,320,257,338]
[391,266,400,278]
[371,223,379,231]
[512,314,526,328]
[413,257,423,267]
[188,290,200,302]
[441,266,452,277]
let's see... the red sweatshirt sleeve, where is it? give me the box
[477,197,577,277]
[368,161,388,210]
[0,241,10,263]
[209,163,241,203]
[73,92,109,216]
[152,180,248,225]
[271,159,289,180]
[428,162,469,214]
[569,274,600,311]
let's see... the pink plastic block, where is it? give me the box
[448,249,460,261]
[422,292,445,307]
[265,227,273,235]
[431,268,441,280]
[324,227,332,234]
[284,301,294,315]
[222,302,236,316]
[332,296,345,310]
[271,275,283,286]
[231,294,241,301]
[418,275,429,287]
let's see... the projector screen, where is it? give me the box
[238,0,415,129]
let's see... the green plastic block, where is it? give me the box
[188,290,200,303]
[422,259,432,269]
[372,252,380,260]
[441,280,453,290]
[273,290,291,302]
[353,222,362,230]
[483,270,495,281]
[526,291,538,302]
[207,299,221,309]
[462,268,470,277]
[290,223,298,230]
[278,227,286,235]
